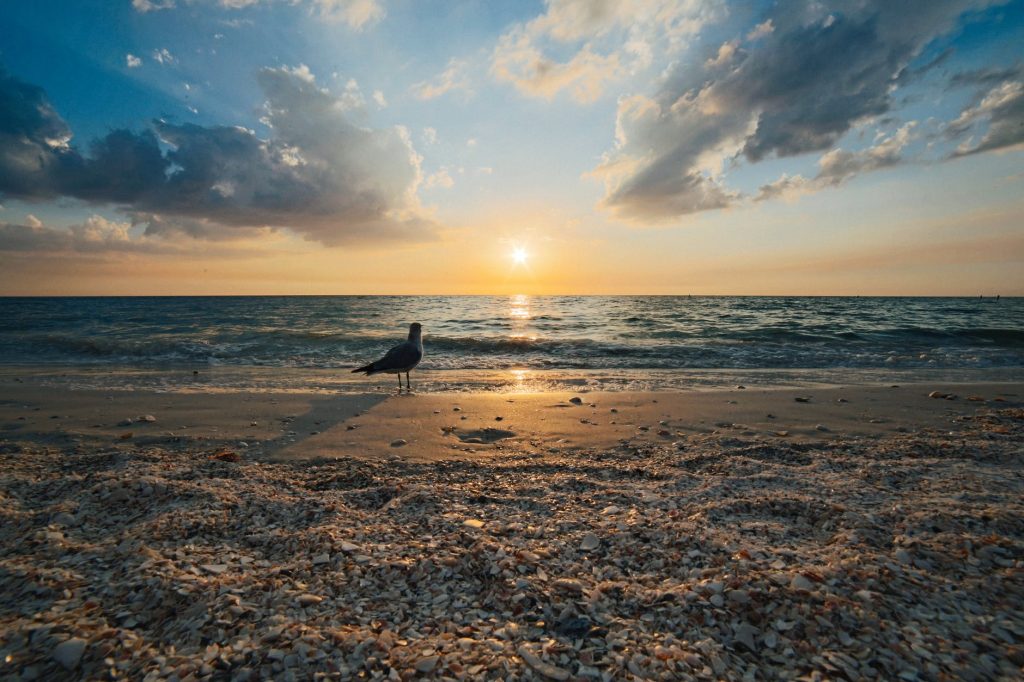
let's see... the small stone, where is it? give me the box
[579,533,600,551]
[415,656,439,673]
[733,623,759,651]
[709,593,725,607]
[553,578,584,594]
[297,594,323,606]
[517,646,570,680]
[794,397,811,403]
[390,439,408,447]
[137,414,157,422]
[569,396,583,405]
[53,638,86,670]
[463,519,485,529]
[815,424,829,432]
[494,416,503,421]
[340,541,359,553]
[791,574,814,591]
[312,553,330,565]
[118,418,133,426]
[119,432,133,440]
[727,589,749,604]
[928,391,948,399]
[201,564,228,575]
[601,505,621,515]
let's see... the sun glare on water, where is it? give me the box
[511,246,529,265]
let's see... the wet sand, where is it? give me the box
[1,378,1022,679]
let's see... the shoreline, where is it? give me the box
[3,364,1024,396]
[1,376,1021,461]
[1,378,1022,679]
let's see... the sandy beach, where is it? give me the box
[1,376,1022,680]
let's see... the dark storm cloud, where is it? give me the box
[598,0,1006,222]
[0,65,435,247]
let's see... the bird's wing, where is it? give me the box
[374,341,422,370]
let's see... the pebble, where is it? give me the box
[791,574,814,591]
[463,519,485,529]
[517,645,570,680]
[569,396,583,405]
[390,439,408,447]
[52,638,86,669]
[815,424,830,432]
[2,400,1021,681]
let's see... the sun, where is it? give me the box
[511,246,529,265]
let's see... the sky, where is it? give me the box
[0,0,1022,295]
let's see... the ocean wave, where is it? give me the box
[1,296,1021,370]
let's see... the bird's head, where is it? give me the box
[408,322,423,339]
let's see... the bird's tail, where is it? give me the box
[351,362,376,374]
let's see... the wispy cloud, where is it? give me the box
[756,123,918,202]
[411,58,471,101]
[132,0,386,30]
[947,79,1024,156]
[126,54,142,68]
[491,0,724,103]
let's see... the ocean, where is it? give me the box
[1,296,1021,392]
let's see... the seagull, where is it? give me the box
[351,322,424,391]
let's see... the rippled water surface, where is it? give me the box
[2,296,1021,376]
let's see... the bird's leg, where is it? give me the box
[397,373,403,392]
[406,371,411,392]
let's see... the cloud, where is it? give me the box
[152,48,175,65]
[595,0,1003,222]
[491,0,724,103]
[948,79,1024,156]
[422,127,437,145]
[372,89,387,107]
[947,63,1022,89]
[311,0,385,29]
[411,59,471,100]
[492,30,623,103]
[746,19,773,41]
[126,54,143,68]
[132,0,175,11]
[423,168,454,190]
[755,123,917,201]
[0,215,165,253]
[134,1,385,30]
[0,64,436,247]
